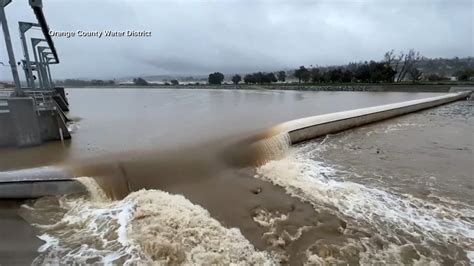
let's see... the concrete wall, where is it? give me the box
[449,87,473,100]
[52,87,70,112]
[0,113,15,146]
[38,109,71,141]
[0,180,85,198]
[449,86,474,92]
[7,98,42,146]
[0,97,70,147]
[54,87,69,105]
[277,92,471,144]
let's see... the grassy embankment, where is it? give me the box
[70,81,474,92]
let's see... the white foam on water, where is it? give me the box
[25,177,276,265]
[67,122,80,133]
[252,208,312,263]
[253,208,288,228]
[382,122,423,134]
[467,251,474,264]
[361,121,423,137]
[253,208,289,250]
[256,144,474,264]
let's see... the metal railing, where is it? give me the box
[0,90,59,114]
[24,90,55,110]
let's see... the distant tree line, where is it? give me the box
[454,68,474,81]
[292,49,423,83]
[206,50,473,86]
[243,72,277,84]
[414,56,473,78]
[56,79,115,87]
[57,52,473,88]
[207,71,286,85]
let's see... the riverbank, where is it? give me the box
[67,82,474,93]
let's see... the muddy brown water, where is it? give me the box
[1,88,470,264]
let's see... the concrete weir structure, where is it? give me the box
[0,91,471,198]
[273,91,471,144]
[0,89,71,147]
[1,0,70,147]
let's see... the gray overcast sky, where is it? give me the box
[1,0,473,80]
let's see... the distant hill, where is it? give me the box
[55,56,474,84]
[414,57,473,77]
[283,57,474,78]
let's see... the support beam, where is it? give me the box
[29,0,59,63]
[0,0,22,95]
[31,38,46,89]
[41,51,54,88]
[43,52,54,89]
[19,21,40,90]
[38,46,50,89]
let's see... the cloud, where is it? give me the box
[1,0,472,80]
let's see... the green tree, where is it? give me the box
[170,79,179,85]
[341,69,353,82]
[266,73,277,83]
[231,74,242,84]
[208,72,225,85]
[355,63,370,82]
[455,68,474,81]
[277,71,286,82]
[244,74,254,84]
[242,72,277,84]
[426,74,442,81]
[310,68,321,83]
[328,68,343,83]
[133,77,148,86]
[294,66,310,83]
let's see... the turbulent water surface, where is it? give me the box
[257,101,474,264]
[0,89,472,264]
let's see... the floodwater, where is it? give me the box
[257,101,473,264]
[0,88,442,170]
[0,88,472,264]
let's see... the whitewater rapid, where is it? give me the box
[256,134,474,264]
[21,177,276,265]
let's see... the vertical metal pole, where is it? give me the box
[31,39,44,90]
[0,2,22,94]
[37,50,49,89]
[43,53,53,88]
[46,58,53,87]
[20,59,30,87]
[38,47,50,90]
[19,22,36,89]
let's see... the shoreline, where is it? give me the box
[62,83,474,93]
